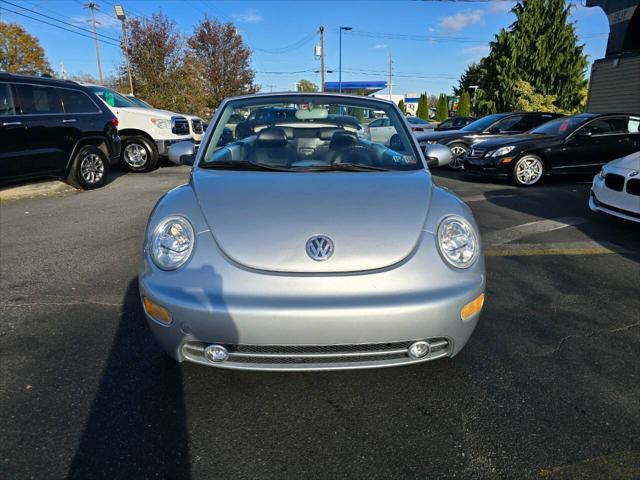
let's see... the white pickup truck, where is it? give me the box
[82,84,201,172]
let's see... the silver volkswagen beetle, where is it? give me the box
[140,93,485,371]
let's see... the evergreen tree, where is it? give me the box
[416,92,429,120]
[453,63,483,97]
[476,0,587,113]
[436,94,449,122]
[398,99,406,114]
[458,90,471,116]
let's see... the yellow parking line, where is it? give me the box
[486,247,622,257]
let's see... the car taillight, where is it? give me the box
[110,117,119,128]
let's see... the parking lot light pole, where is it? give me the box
[339,26,352,93]
[115,5,134,95]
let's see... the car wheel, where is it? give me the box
[66,145,109,190]
[512,155,544,187]
[121,136,158,172]
[448,143,469,170]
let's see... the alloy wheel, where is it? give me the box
[515,156,543,185]
[124,143,148,168]
[80,154,105,184]
[449,145,468,169]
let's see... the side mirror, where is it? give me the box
[424,143,453,168]
[168,141,195,166]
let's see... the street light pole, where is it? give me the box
[115,5,134,95]
[338,26,352,93]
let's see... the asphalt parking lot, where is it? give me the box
[1,166,639,479]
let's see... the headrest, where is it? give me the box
[256,127,288,147]
[295,108,329,120]
[329,130,358,149]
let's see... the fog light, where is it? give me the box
[408,341,431,359]
[461,293,485,321]
[204,344,228,363]
[142,297,172,324]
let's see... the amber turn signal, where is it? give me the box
[501,157,513,164]
[461,293,485,321]
[143,297,173,324]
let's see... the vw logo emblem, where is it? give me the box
[306,235,334,261]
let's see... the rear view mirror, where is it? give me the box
[168,141,195,166]
[424,143,453,168]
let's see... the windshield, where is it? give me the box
[407,117,429,125]
[530,116,589,135]
[89,86,136,108]
[127,96,153,109]
[461,113,507,132]
[201,95,422,172]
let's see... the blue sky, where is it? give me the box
[1,0,610,96]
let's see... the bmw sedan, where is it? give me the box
[590,151,640,223]
[463,113,640,186]
[140,93,485,371]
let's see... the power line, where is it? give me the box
[0,0,122,43]
[0,5,122,48]
[250,30,318,54]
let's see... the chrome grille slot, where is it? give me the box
[467,148,486,159]
[171,116,190,135]
[191,118,203,134]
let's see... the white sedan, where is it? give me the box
[589,151,640,223]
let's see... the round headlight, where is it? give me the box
[437,215,479,269]
[150,216,195,270]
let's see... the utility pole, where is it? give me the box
[60,61,67,80]
[85,1,103,83]
[115,5,134,95]
[388,52,393,101]
[319,26,325,93]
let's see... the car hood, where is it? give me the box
[471,134,556,150]
[192,169,432,273]
[415,130,470,142]
[607,151,640,171]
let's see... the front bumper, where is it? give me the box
[139,233,485,371]
[590,175,640,223]
[108,135,122,166]
[463,157,510,177]
[155,137,194,157]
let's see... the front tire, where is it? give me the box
[66,145,109,190]
[448,142,469,170]
[512,155,544,187]
[121,136,158,172]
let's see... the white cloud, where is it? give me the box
[70,12,120,30]
[463,45,490,59]
[428,27,435,33]
[374,43,387,49]
[489,1,515,14]
[233,9,263,23]
[439,9,484,32]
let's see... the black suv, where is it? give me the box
[0,73,121,189]
[416,111,564,169]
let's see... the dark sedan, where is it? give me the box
[463,113,640,186]
[435,116,475,131]
[416,111,563,169]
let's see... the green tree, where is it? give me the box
[476,0,587,114]
[435,94,448,122]
[0,22,51,75]
[297,79,318,92]
[453,62,483,97]
[457,90,471,116]
[512,79,561,112]
[398,99,406,114]
[416,93,429,120]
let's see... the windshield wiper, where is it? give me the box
[293,163,392,172]
[199,160,291,172]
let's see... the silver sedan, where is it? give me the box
[140,93,485,371]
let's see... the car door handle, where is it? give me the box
[1,121,23,127]
[62,118,77,123]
